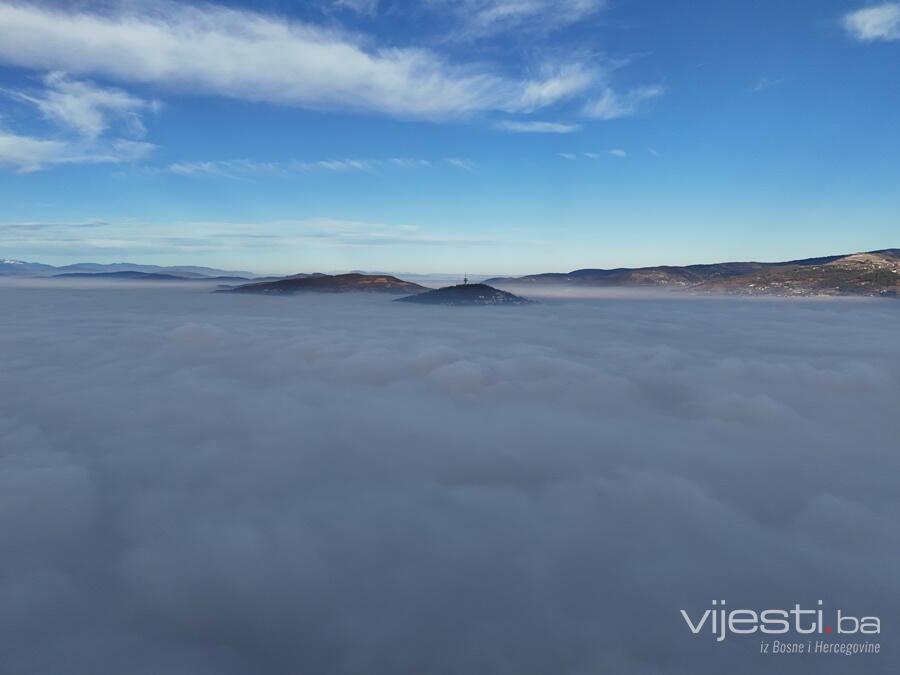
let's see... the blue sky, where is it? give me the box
[0,0,898,274]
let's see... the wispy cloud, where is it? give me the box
[559,149,626,160]
[494,120,581,133]
[0,73,159,172]
[0,219,110,233]
[165,157,471,178]
[434,0,607,40]
[0,132,155,173]
[5,73,159,140]
[0,217,512,254]
[332,0,380,16]
[166,160,285,179]
[750,76,787,92]
[0,2,601,119]
[517,62,596,110]
[583,85,665,120]
[442,157,475,171]
[387,158,432,169]
[0,133,69,174]
[843,3,900,41]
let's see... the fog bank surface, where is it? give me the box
[1,285,897,674]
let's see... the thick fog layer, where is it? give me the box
[1,284,897,674]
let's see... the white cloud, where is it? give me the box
[608,148,626,157]
[583,84,665,120]
[7,73,159,139]
[0,133,67,173]
[557,152,577,160]
[435,0,607,39]
[166,160,284,179]
[388,157,431,169]
[165,156,465,178]
[0,72,159,172]
[494,120,581,133]
[0,217,499,253]
[333,0,380,16]
[518,62,596,110]
[0,131,155,173]
[843,3,900,41]
[0,2,598,119]
[750,76,786,93]
[443,157,475,170]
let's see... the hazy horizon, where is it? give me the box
[5,242,899,279]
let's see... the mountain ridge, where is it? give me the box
[5,249,899,298]
[218,273,427,295]
[485,249,900,298]
[0,260,259,278]
[396,283,532,306]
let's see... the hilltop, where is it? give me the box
[694,251,900,297]
[396,283,532,306]
[486,249,900,298]
[219,273,427,295]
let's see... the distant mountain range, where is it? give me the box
[218,273,427,295]
[51,271,268,282]
[5,249,899,298]
[0,260,259,279]
[54,271,193,281]
[486,249,900,298]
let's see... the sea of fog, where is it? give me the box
[1,282,898,675]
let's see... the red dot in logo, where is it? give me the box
[824,626,833,635]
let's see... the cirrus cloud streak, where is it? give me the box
[0,1,596,119]
[843,3,900,41]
